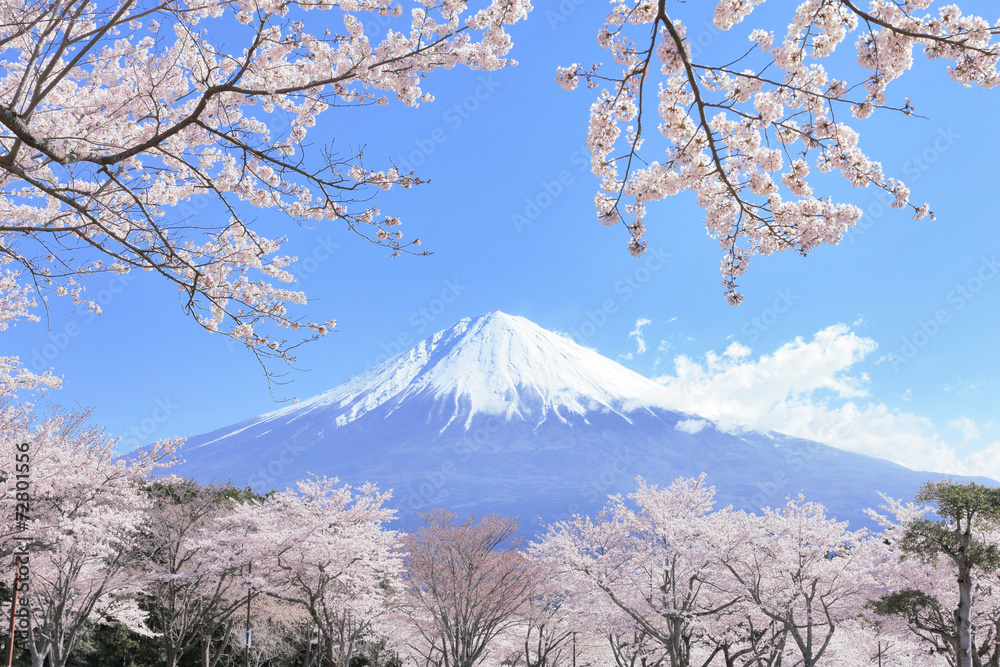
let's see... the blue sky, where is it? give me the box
[6,1,1000,479]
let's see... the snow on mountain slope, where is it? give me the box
[170,311,996,532]
[192,311,673,447]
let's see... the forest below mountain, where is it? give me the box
[2,413,999,667]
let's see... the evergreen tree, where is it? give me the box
[877,481,1000,667]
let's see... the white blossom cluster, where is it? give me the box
[561,0,998,303]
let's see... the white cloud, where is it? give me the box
[944,378,985,394]
[628,318,652,355]
[642,324,997,480]
[724,341,751,360]
[675,419,710,434]
[948,417,981,445]
[965,441,1000,478]
[652,323,678,370]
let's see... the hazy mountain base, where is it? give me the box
[174,394,990,533]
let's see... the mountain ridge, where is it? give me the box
[169,311,996,531]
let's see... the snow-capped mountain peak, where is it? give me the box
[256,310,667,431]
[173,311,994,531]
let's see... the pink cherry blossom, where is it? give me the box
[561,0,995,303]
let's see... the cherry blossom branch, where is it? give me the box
[561,0,994,303]
[0,0,531,388]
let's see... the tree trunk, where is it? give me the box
[958,565,974,667]
[202,626,234,667]
[957,518,975,667]
[26,621,49,667]
[303,633,314,667]
[667,617,690,667]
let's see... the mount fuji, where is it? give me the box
[169,311,993,531]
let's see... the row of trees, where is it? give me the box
[1,403,999,667]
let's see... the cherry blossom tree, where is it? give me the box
[692,600,788,667]
[0,0,532,374]
[518,555,637,667]
[133,476,266,667]
[714,495,877,667]
[560,0,1000,303]
[519,583,575,667]
[530,475,741,667]
[818,619,947,667]
[606,628,668,667]
[209,475,402,667]
[0,405,177,667]
[399,508,536,667]
[227,594,305,667]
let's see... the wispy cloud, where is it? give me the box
[629,318,652,355]
[948,417,981,445]
[675,418,710,434]
[944,377,985,394]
